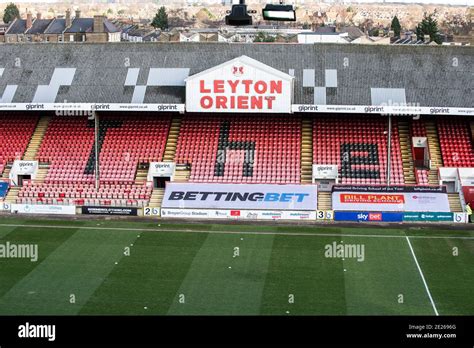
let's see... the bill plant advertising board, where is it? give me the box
[331,185,450,212]
[161,183,317,211]
[185,56,294,113]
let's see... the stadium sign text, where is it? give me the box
[292,105,474,116]
[162,183,317,210]
[185,55,293,113]
[0,103,185,112]
[334,211,404,222]
[331,185,450,212]
[161,208,317,220]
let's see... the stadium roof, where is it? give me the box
[0,42,472,108]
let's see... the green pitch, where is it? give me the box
[0,217,473,315]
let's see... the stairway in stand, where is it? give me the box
[448,193,463,212]
[4,187,20,204]
[34,165,49,184]
[317,192,332,211]
[149,188,165,209]
[173,168,190,182]
[134,164,149,185]
[398,120,416,185]
[300,116,313,184]
[425,120,443,185]
[1,165,11,180]
[162,117,182,162]
[23,116,51,161]
[148,117,184,214]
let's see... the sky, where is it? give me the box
[335,0,472,5]
[2,0,472,5]
[298,0,472,5]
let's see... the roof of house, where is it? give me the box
[314,26,337,34]
[0,42,472,107]
[5,19,27,35]
[393,38,427,45]
[44,18,66,34]
[128,27,153,37]
[340,26,365,40]
[63,18,120,34]
[64,18,93,33]
[26,19,53,35]
[143,31,161,41]
[104,20,120,33]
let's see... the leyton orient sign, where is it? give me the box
[185,55,294,113]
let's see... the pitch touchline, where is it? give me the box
[405,236,439,316]
[1,224,474,240]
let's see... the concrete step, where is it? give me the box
[162,118,182,162]
[317,191,332,211]
[448,193,463,212]
[23,116,51,161]
[301,117,313,184]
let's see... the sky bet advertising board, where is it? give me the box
[161,183,317,211]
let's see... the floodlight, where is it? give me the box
[262,4,296,21]
[225,3,252,26]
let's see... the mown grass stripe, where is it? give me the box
[167,233,275,315]
[0,228,139,315]
[80,231,208,315]
[0,223,473,240]
[0,225,78,300]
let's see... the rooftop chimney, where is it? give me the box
[36,12,42,20]
[66,9,72,28]
[93,15,105,33]
[388,30,394,38]
[75,10,81,19]
[424,34,431,44]
[411,33,418,42]
[26,12,33,30]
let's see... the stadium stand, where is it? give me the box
[175,115,301,184]
[411,120,427,137]
[2,112,473,213]
[16,114,170,207]
[313,116,404,185]
[0,114,39,178]
[437,118,474,168]
[98,115,170,184]
[36,117,95,184]
[17,182,152,207]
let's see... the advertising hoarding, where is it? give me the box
[161,208,316,220]
[161,183,317,211]
[11,204,76,215]
[332,185,449,212]
[81,206,138,216]
[334,211,403,222]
